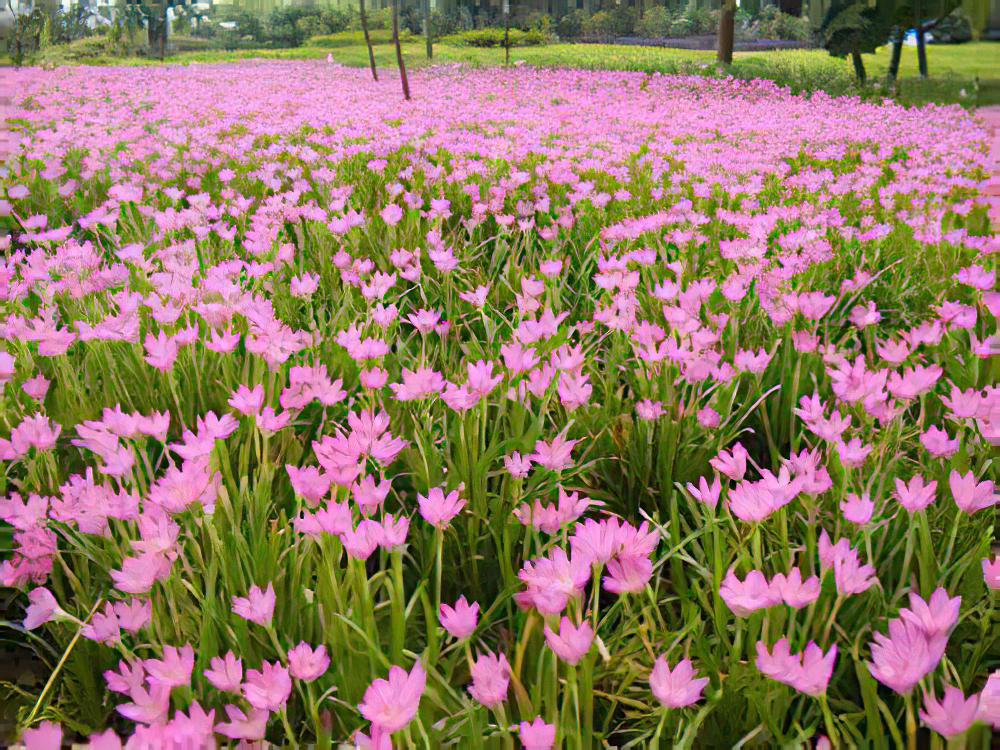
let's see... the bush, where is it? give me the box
[169,34,214,52]
[445,27,549,47]
[931,8,972,44]
[310,29,411,47]
[608,6,636,35]
[431,8,472,38]
[685,7,718,34]
[523,11,554,33]
[635,6,674,37]
[365,8,393,30]
[751,6,812,41]
[216,8,264,43]
[556,9,586,39]
[582,10,615,39]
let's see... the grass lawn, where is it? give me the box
[18,36,1000,107]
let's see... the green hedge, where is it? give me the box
[309,29,411,47]
[441,27,549,47]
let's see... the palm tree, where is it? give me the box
[359,0,378,81]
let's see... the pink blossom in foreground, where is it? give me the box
[440,596,479,640]
[231,583,276,627]
[756,639,837,696]
[649,656,709,708]
[288,642,330,682]
[468,651,511,708]
[919,685,979,738]
[543,617,595,665]
[517,716,556,749]
[359,662,426,734]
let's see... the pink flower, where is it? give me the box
[920,426,959,458]
[23,587,64,629]
[228,384,265,417]
[720,568,781,617]
[288,642,330,682]
[756,639,837,696]
[504,451,533,478]
[868,618,942,694]
[977,671,1000,729]
[214,705,269,741]
[22,721,62,750]
[440,596,479,640]
[771,567,820,608]
[116,681,171,725]
[685,475,721,510]
[418,486,466,529]
[710,443,748,481]
[143,644,194,689]
[529,431,579,472]
[602,554,654,594]
[232,583,276,627]
[244,659,292,711]
[697,407,720,428]
[649,656,708,708]
[468,651,510,709]
[543,617,594,665]
[840,492,874,525]
[286,464,331,506]
[948,470,996,514]
[984,557,1000,589]
[380,203,403,226]
[517,716,556,750]
[204,651,243,693]
[359,661,426,733]
[894,475,937,514]
[920,685,979,738]
[899,587,960,644]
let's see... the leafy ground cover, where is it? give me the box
[0,62,997,748]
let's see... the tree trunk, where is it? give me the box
[851,48,867,85]
[360,0,378,80]
[503,0,510,65]
[716,0,735,65]
[886,32,903,87]
[391,0,410,100]
[423,0,433,58]
[915,25,928,77]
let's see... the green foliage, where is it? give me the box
[310,29,411,47]
[30,33,147,66]
[444,27,550,47]
[582,10,615,39]
[820,0,888,57]
[931,7,973,42]
[635,7,674,37]
[752,5,813,40]
[556,9,587,40]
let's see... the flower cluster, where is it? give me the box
[1,62,997,748]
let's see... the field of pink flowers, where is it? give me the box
[0,60,997,749]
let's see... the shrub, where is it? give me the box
[685,7,718,34]
[582,10,615,39]
[310,29,411,47]
[556,9,586,39]
[446,27,549,47]
[608,6,636,35]
[751,6,812,41]
[635,6,674,37]
[931,8,972,44]
[431,8,472,38]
